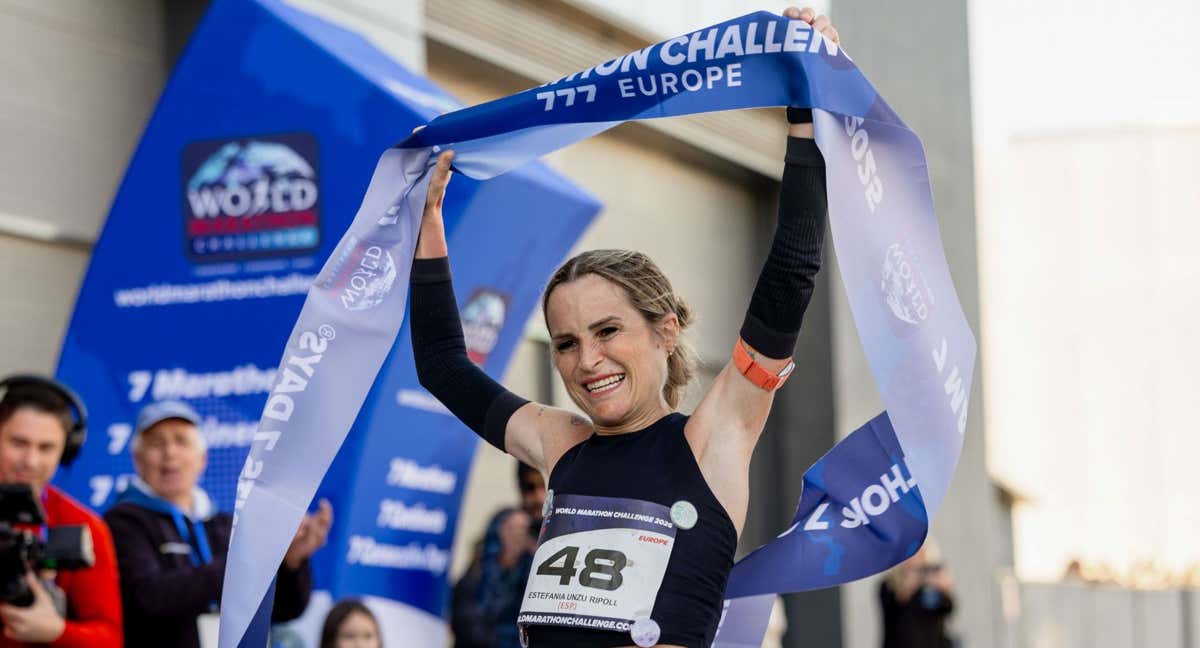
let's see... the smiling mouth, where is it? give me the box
[584,374,625,395]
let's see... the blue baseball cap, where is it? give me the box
[134,400,201,438]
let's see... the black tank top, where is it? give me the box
[529,413,737,647]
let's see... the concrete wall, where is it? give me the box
[1187,589,1199,648]
[1019,584,1198,648]
[0,0,167,376]
[828,2,998,648]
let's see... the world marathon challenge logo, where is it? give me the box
[462,289,509,366]
[181,133,321,261]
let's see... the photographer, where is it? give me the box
[104,401,331,648]
[879,539,956,648]
[0,376,122,647]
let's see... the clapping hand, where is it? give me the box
[284,498,333,570]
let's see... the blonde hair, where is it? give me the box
[542,250,697,409]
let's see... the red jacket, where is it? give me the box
[0,486,123,648]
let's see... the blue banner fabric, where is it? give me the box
[220,8,976,648]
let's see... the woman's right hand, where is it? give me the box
[416,149,455,258]
[782,7,840,139]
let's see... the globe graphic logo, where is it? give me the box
[341,246,398,312]
[181,133,321,261]
[879,242,933,331]
[187,141,316,194]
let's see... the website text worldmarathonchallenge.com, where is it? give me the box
[518,614,630,632]
[112,273,315,307]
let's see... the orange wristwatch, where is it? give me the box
[733,339,795,391]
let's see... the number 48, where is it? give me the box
[536,546,627,591]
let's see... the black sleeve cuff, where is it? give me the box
[739,312,800,360]
[484,392,529,452]
[786,107,813,124]
[412,256,452,284]
[786,136,824,167]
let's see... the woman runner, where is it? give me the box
[411,8,839,646]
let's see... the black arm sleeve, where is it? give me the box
[739,135,828,359]
[410,257,528,452]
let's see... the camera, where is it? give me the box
[0,484,94,607]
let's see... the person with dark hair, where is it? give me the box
[103,400,331,648]
[879,541,956,648]
[515,462,546,529]
[410,7,838,646]
[450,463,544,648]
[0,375,122,647]
[319,599,381,648]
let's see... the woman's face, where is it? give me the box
[335,611,381,648]
[545,274,677,432]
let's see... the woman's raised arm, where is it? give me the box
[410,152,590,476]
[686,6,837,530]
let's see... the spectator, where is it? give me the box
[1062,559,1088,583]
[319,599,382,648]
[104,400,333,648]
[0,374,122,647]
[450,463,544,648]
[514,462,546,530]
[880,540,956,648]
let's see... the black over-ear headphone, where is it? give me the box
[0,374,89,466]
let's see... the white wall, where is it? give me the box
[977,128,1200,583]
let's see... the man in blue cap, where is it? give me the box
[104,401,333,648]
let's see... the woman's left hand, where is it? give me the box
[416,149,455,258]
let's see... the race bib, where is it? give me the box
[518,493,676,633]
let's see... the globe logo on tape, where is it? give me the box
[879,240,935,336]
[314,233,398,312]
[181,133,321,262]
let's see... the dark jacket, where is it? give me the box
[880,580,955,648]
[104,494,311,648]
